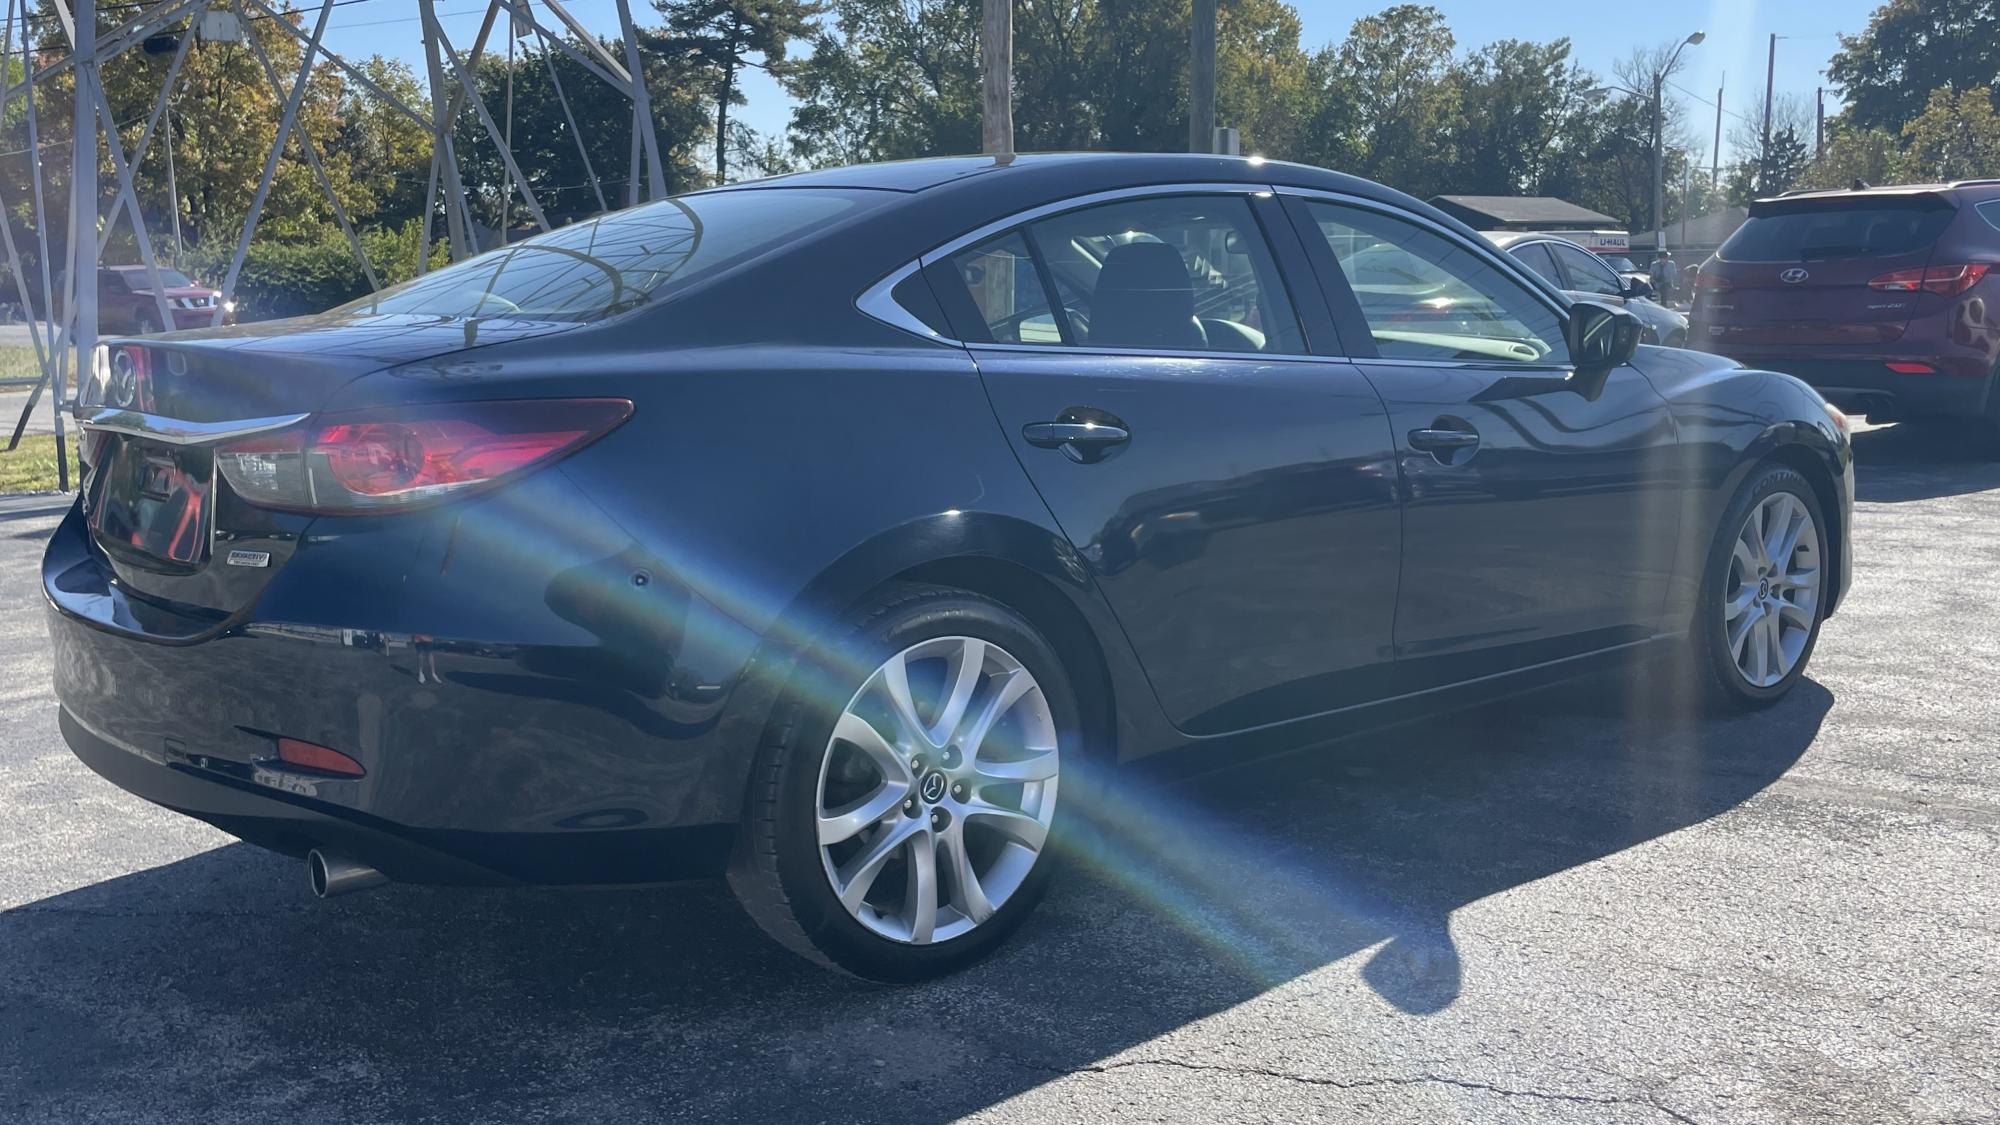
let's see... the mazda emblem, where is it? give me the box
[920,771,948,803]
[1780,267,1810,284]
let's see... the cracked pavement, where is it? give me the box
[1,421,1997,1124]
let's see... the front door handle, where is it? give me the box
[1023,420,1130,462]
[1408,425,1481,466]
[1407,427,1480,452]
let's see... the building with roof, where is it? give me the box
[1429,195,1625,232]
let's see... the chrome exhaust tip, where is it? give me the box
[308,849,387,899]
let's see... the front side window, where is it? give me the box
[1022,195,1304,354]
[1550,243,1623,297]
[349,188,883,322]
[1305,201,1568,365]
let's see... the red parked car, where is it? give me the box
[1692,181,2000,454]
[97,264,235,334]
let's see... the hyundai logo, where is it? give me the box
[1780,267,1810,284]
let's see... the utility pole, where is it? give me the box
[1816,86,1825,159]
[1190,0,1216,153]
[1712,75,1724,188]
[1653,32,1705,265]
[1761,32,1777,192]
[981,0,1013,156]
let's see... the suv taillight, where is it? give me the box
[1694,271,1729,291]
[216,398,632,513]
[1867,264,1990,297]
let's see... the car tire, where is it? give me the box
[728,583,1077,981]
[1688,463,1829,709]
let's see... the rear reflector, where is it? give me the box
[276,738,365,777]
[1867,264,1990,297]
[217,398,633,513]
[1885,361,1937,374]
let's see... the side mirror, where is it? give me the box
[1623,276,1656,300]
[1567,301,1643,393]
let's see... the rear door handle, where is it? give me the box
[1023,421,1130,462]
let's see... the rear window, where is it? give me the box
[1721,198,1956,262]
[346,188,882,321]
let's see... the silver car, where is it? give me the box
[1484,231,1690,348]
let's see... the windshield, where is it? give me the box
[118,268,193,291]
[1722,199,1955,262]
[346,188,882,321]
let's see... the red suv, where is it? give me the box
[1692,181,2000,452]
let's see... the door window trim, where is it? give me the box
[1277,188,1577,372]
[857,182,1330,361]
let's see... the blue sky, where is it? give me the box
[319,0,1886,158]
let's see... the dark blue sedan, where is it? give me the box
[45,154,1853,980]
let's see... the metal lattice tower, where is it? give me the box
[1,0,670,487]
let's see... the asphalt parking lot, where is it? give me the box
[1,424,1996,1125]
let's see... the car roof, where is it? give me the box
[1767,180,2000,204]
[719,151,1416,207]
[1482,230,1594,254]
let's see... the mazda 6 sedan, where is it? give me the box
[45,153,1852,981]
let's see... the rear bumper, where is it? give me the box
[1701,354,1994,419]
[43,486,756,886]
[59,707,731,884]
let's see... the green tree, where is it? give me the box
[1828,0,2000,132]
[1901,84,2000,179]
[784,0,981,164]
[655,0,823,182]
[1301,4,1458,196]
[1216,0,1312,156]
[1793,123,1906,190]
[1444,38,1594,195]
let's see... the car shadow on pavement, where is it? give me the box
[0,677,1830,1123]
[1851,422,2000,502]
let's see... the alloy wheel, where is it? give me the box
[1723,491,1821,688]
[815,636,1060,945]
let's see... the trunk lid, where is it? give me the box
[1695,191,1955,349]
[78,310,586,621]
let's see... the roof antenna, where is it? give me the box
[1852,178,1870,191]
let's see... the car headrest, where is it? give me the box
[1091,241,1207,350]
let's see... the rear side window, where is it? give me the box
[348,188,884,322]
[1023,195,1304,354]
[1721,199,1956,262]
[937,193,1306,354]
[1507,242,1562,286]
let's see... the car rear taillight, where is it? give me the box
[1885,361,1937,374]
[1694,271,1730,292]
[216,398,632,513]
[1866,264,1990,297]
